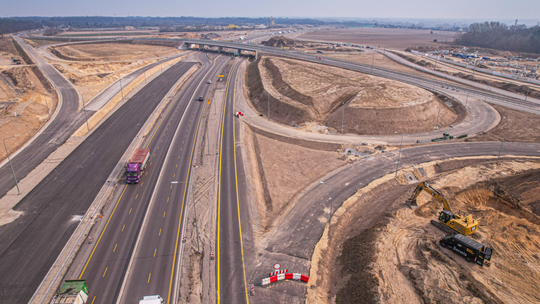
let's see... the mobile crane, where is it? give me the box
[407,181,479,235]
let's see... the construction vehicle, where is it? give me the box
[440,234,492,267]
[51,280,89,304]
[406,181,479,235]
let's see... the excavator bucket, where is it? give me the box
[406,199,418,210]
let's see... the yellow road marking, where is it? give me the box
[129,208,132,214]
[216,59,241,303]
[167,197,170,202]
[154,248,157,257]
[145,172,148,176]
[135,194,138,199]
[145,74,200,148]
[91,296,96,304]
[167,56,216,304]
[232,60,250,303]
[173,173,175,178]
[163,211,166,218]
[170,184,173,189]
[148,273,152,283]
[79,185,128,278]
[178,155,180,159]
[159,229,162,236]
[102,267,108,277]
[157,146,160,150]
[140,181,144,187]
[176,164,178,168]
[149,162,152,166]
[113,244,117,252]
[122,225,125,231]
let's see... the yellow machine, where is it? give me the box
[407,181,479,235]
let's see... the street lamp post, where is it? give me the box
[3,135,21,195]
[319,181,333,240]
[395,132,404,177]
[498,117,509,160]
[525,85,530,101]
[179,180,201,254]
[341,102,345,135]
[44,95,51,120]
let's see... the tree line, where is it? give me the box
[455,22,540,54]
[0,18,43,37]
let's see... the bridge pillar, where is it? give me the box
[218,46,223,53]
[255,50,258,60]
[237,49,242,55]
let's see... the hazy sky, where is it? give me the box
[3,0,540,21]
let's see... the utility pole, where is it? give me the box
[319,181,333,240]
[3,135,21,195]
[191,180,201,254]
[82,100,90,131]
[341,102,345,135]
[119,77,124,101]
[44,96,50,120]
[435,100,441,130]
[465,91,470,110]
[371,51,375,74]
[395,132,403,177]
[525,85,530,101]
[498,117,509,160]
[267,91,270,120]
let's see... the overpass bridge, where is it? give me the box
[180,39,264,58]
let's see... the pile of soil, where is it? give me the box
[2,67,35,91]
[264,36,298,48]
[247,56,459,135]
[371,161,540,304]
[201,33,221,39]
[452,72,540,99]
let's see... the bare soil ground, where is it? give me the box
[23,38,56,48]
[0,38,56,164]
[466,104,540,143]
[300,28,457,51]
[48,42,185,104]
[308,158,540,304]
[245,125,346,231]
[248,56,458,135]
[51,42,182,62]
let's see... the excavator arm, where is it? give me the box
[406,181,453,213]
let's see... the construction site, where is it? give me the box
[0,21,540,304]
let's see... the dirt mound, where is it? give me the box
[373,161,540,304]
[2,67,35,92]
[248,56,459,135]
[201,33,221,39]
[264,36,297,47]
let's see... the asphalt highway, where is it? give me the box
[0,36,91,199]
[217,58,251,304]
[0,59,194,304]
[114,54,227,304]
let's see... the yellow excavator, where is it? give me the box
[407,181,479,235]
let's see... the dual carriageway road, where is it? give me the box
[0,54,196,304]
[77,53,229,304]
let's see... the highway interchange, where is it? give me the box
[0,32,539,304]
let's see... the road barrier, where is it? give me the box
[261,273,309,286]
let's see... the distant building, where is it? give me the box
[229,24,239,29]
[270,16,275,27]
[256,24,267,29]
[124,26,135,30]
